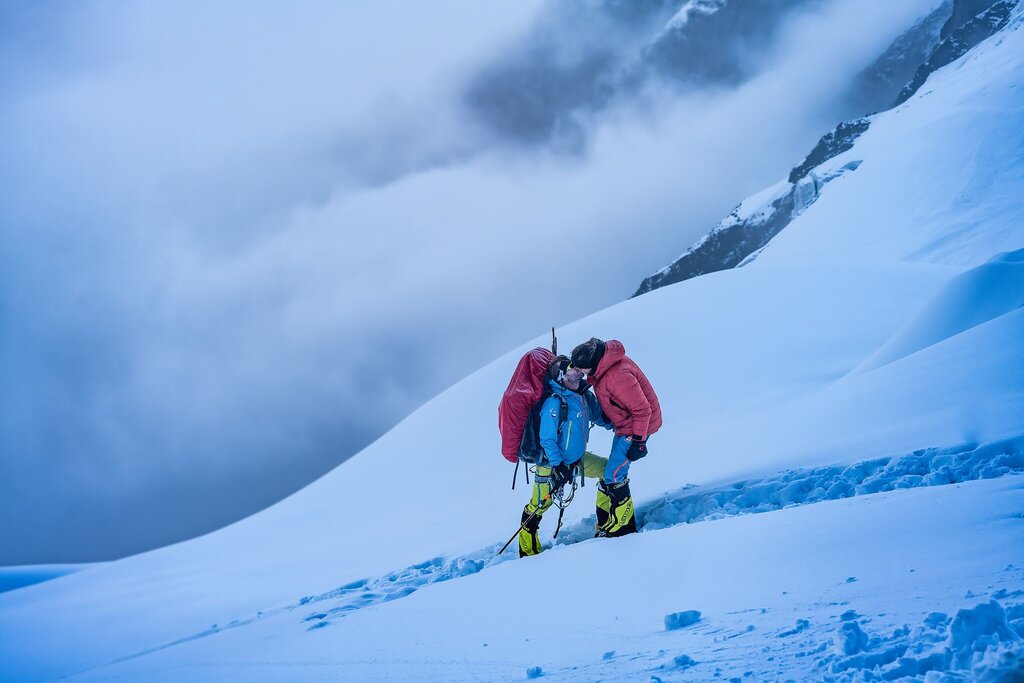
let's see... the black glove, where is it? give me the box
[625,435,648,461]
[549,464,573,492]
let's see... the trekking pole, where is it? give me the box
[551,327,557,355]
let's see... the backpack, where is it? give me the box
[498,346,570,464]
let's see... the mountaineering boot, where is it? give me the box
[595,478,636,538]
[518,506,543,557]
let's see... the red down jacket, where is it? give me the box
[497,348,555,463]
[586,340,662,438]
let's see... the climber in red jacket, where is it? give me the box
[570,338,662,537]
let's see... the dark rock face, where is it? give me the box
[633,157,862,297]
[633,111,871,298]
[895,0,1019,106]
[634,187,798,296]
[942,0,1002,38]
[788,119,871,185]
[849,1,952,115]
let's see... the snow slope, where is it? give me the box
[2,5,1023,683]
[29,469,1024,682]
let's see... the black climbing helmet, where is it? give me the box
[571,338,605,370]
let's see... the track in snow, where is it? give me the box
[78,435,1024,675]
[300,436,1024,629]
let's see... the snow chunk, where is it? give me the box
[837,621,870,655]
[664,610,702,631]
[672,654,697,669]
[948,600,1021,667]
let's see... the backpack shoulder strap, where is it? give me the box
[542,392,569,435]
[557,394,569,428]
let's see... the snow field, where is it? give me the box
[47,437,1023,682]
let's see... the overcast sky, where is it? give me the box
[0,0,940,564]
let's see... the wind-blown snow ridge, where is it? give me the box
[810,597,1023,681]
[298,549,503,629]
[301,437,1024,627]
[636,436,1024,532]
